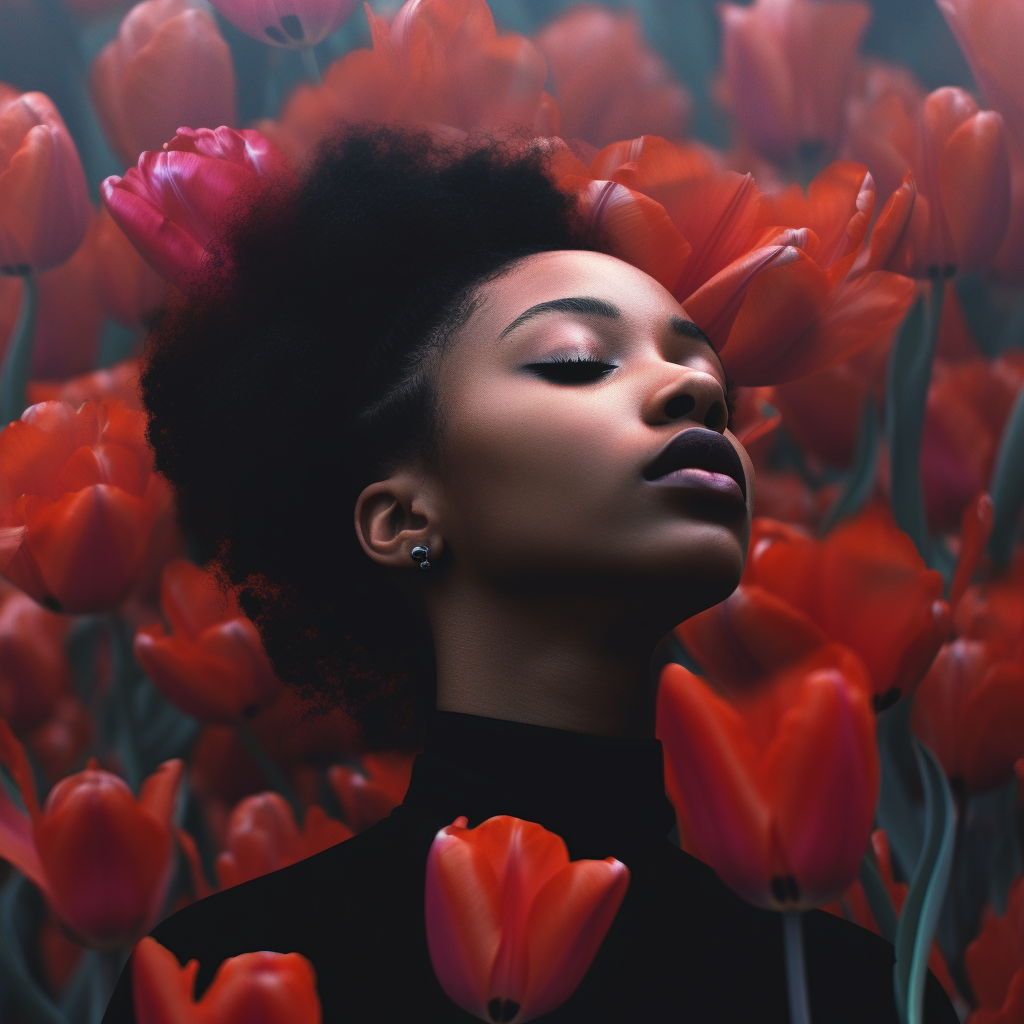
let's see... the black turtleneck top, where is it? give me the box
[102,711,958,1023]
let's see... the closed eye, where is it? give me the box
[523,356,617,384]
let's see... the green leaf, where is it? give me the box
[819,394,880,535]
[893,740,957,1024]
[988,383,1024,568]
[0,268,38,428]
[876,700,925,880]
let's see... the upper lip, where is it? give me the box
[642,427,747,500]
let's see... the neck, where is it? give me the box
[426,571,663,739]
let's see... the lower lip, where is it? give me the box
[646,467,745,502]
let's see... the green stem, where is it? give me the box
[233,721,304,824]
[300,46,321,84]
[783,910,812,1024]
[0,267,38,427]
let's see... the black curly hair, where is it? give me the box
[140,125,599,748]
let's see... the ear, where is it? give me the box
[354,467,444,570]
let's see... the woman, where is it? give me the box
[103,127,956,1022]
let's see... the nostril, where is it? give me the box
[665,394,696,419]
[704,401,725,431]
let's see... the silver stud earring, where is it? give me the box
[410,544,431,569]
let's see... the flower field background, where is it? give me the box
[0,0,1023,1020]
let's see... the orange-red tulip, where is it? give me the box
[209,0,358,49]
[263,0,558,164]
[556,136,915,384]
[0,578,70,732]
[426,814,629,1023]
[134,558,283,724]
[90,0,236,169]
[822,830,957,1000]
[964,877,1024,1024]
[740,508,951,707]
[215,792,351,889]
[921,352,1024,531]
[847,86,1011,276]
[718,0,871,165]
[910,637,1024,794]
[27,358,144,412]
[657,647,879,910]
[102,126,290,289]
[0,400,172,613]
[0,718,182,947]
[133,936,321,1024]
[0,87,90,271]
[534,5,690,149]
[328,752,414,832]
[92,206,167,328]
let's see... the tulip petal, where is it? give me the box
[132,936,201,1024]
[0,717,47,889]
[520,858,630,1019]
[138,758,183,825]
[856,172,916,275]
[960,661,1024,793]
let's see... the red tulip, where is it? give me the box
[133,936,321,1024]
[955,547,1024,650]
[90,0,237,168]
[0,400,172,613]
[557,136,915,385]
[209,0,358,48]
[965,877,1024,1024]
[215,792,351,889]
[23,695,93,788]
[910,637,1024,794]
[0,578,70,732]
[264,0,558,164]
[846,86,1011,276]
[0,718,182,947]
[327,752,414,832]
[134,559,283,724]
[822,830,957,1000]
[740,508,951,707]
[426,815,629,1023]
[718,0,871,165]
[93,207,167,328]
[657,648,879,910]
[102,126,290,289]
[0,88,90,271]
[534,5,690,149]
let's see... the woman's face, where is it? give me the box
[431,249,755,632]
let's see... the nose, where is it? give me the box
[644,367,729,434]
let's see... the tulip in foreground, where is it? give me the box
[102,127,291,289]
[426,815,629,1022]
[134,558,284,724]
[0,400,172,613]
[657,647,879,910]
[0,718,182,947]
[133,936,321,1024]
[216,792,351,889]
[0,88,91,272]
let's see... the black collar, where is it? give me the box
[398,710,676,861]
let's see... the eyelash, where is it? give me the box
[525,357,738,428]
[524,355,617,384]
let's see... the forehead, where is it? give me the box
[465,249,693,342]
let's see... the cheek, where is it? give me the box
[438,382,639,563]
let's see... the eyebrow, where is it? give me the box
[498,296,621,339]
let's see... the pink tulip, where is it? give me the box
[90,0,237,168]
[209,0,359,49]
[719,0,871,165]
[133,936,321,1024]
[426,815,629,1023]
[101,126,291,289]
[0,88,90,272]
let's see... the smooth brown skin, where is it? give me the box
[355,250,754,739]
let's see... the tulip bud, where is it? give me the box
[215,792,351,889]
[0,400,172,613]
[134,559,283,724]
[426,814,629,1023]
[90,0,237,168]
[0,88,90,273]
[133,936,321,1024]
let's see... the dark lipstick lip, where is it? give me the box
[642,427,747,501]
